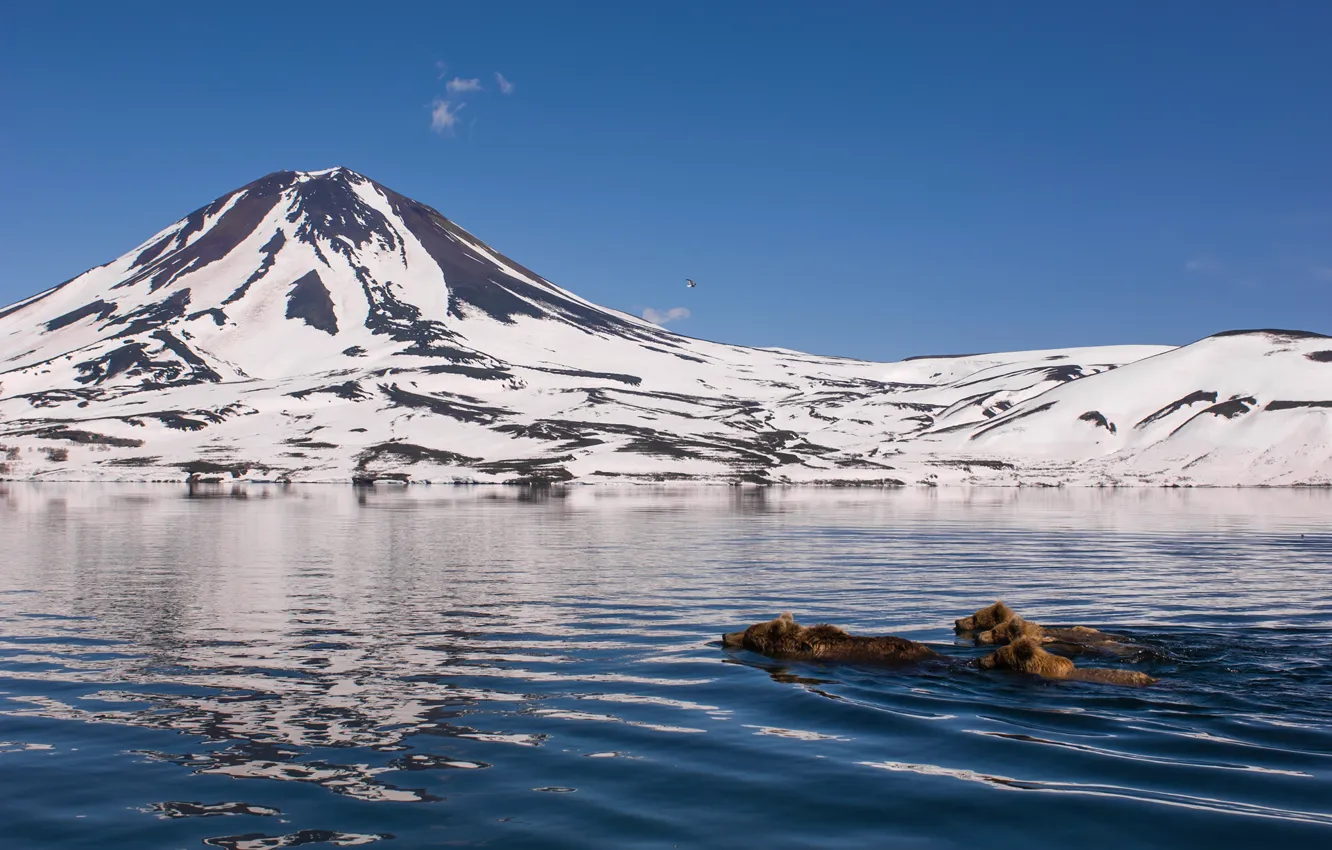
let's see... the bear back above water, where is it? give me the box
[979,637,1157,686]
[959,601,1142,657]
[978,636,1076,678]
[722,613,939,665]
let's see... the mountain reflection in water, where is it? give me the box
[1,484,1330,849]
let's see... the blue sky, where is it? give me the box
[2,1,1330,360]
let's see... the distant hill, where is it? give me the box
[2,168,1328,486]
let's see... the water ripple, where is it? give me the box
[0,484,1330,848]
[859,760,1332,826]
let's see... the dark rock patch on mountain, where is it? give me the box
[187,308,228,326]
[1078,411,1117,434]
[528,366,642,386]
[105,289,192,338]
[288,381,370,401]
[124,172,295,293]
[285,271,339,335]
[175,460,259,478]
[381,383,511,424]
[1136,391,1218,429]
[224,230,286,305]
[45,300,117,332]
[151,329,221,382]
[1201,396,1258,419]
[1169,396,1259,436]
[1211,328,1331,341]
[419,363,513,381]
[1264,400,1332,411]
[355,442,480,469]
[34,427,144,448]
[970,402,1057,439]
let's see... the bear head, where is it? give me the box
[976,614,1042,645]
[955,601,1015,633]
[723,611,795,650]
[723,612,849,657]
[978,636,1075,678]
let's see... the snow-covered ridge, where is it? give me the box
[1,168,1329,486]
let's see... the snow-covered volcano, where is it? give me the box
[2,167,1330,485]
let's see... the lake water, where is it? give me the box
[1,484,1330,849]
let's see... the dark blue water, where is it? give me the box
[1,484,1330,849]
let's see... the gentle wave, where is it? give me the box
[1,484,1330,848]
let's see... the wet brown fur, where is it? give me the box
[954,601,1015,633]
[975,614,1043,645]
[1039,625,1140,657]
[723,612,939,665]
[962,603,1139,657]
[979,637,1156,687]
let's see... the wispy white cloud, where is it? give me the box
[447,77,484,93]
[429,68,512,137]
[1184,256,1225,275]
[642,307,691,326]
[430,99,464,134]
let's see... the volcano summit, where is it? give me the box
[1,168,1329,485]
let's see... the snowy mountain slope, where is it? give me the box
[945,330,1332,484]
[0,167,1327,485]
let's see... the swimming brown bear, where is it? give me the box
[978,637,1157,686]
[957,602,1139,657]
[973,613,1043,645]
[722,612,939,665]
[954,601,1017,633]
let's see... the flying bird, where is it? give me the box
[686,279,696,288]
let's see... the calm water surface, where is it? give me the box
[1,484,1330,849]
